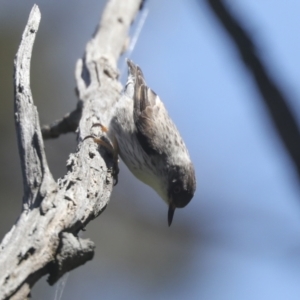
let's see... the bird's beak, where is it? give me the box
[168,203,176,226]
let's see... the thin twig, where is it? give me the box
[206,0,300,178]
[41,103,82,139]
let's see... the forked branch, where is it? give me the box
[0,1,142,299]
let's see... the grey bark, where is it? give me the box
[0,0,142,299]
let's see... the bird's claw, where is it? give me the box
[112,162,119,186]
[84,123,120,186]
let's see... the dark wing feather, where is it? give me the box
[135,104,161,156]
[127,61,162,156]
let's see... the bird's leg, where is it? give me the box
[111,135,120,185]
[83,123,119,186]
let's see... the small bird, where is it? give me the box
[109,60,196,226]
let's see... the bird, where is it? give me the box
[108,60,196,226]
[87,60,196,225]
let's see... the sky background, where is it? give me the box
[1,0,300,299]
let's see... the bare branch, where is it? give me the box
[13,4,56,210]
[206,0,300,179]
[0,1,142,299]
[47,232,95,285]
[41,103,82,139]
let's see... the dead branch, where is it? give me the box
[206,0,300,179]
[0,0,142,299]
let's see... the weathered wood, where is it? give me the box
[0,1,142,299]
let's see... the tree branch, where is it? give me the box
[13,4,56,211]
[0,1,142,299]
[206,0,300,179]
[41,103,82,139]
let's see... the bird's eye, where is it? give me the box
[173,185,181,194]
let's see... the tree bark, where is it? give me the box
[0,1,142,299]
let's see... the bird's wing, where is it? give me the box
[127,60,165,156]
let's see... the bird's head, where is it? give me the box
[167,163,196,226]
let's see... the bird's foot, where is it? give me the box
[83,123,119,186]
